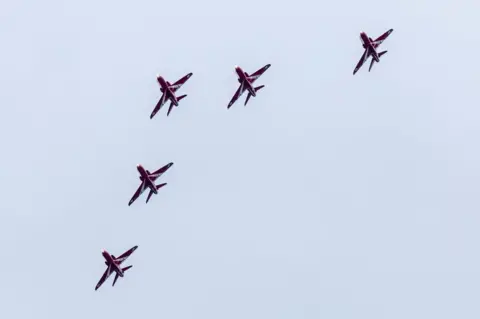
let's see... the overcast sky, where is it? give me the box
[1,0,480,318]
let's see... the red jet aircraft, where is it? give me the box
[95,245,138,291]
[151,73,193,118]
[227,64,271,109]
[128,162,173,206]
[353,29,393,75]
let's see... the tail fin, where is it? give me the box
[177,94,187,102]
[378,50,387,57]
[244,85,265,106]
[146,183,167,203]
[122,265,133,272]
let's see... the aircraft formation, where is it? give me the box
[94,28,394,290]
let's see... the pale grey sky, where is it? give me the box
[1,0,480,318]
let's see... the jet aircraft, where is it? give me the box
[128,162,173,206]
[227,64,271,109]
[95,245,138,291]
[151,73,193,118]
[353,29,393,75]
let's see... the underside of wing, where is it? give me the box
[353,48,369,75]
[373,29,393,48]
[150,162,173,180]
[247,64,271,82]
[115,245,138,264]
[128,181,146,206]
[151,93,167,118]
[227,83,246,109]
[95,265,113,290]
[170,73,192,92]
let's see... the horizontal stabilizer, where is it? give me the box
[177,94,187,102]
[369,57,375,72]
[113,273,120,286]
[156,183,167,190]
[369,51,388,72]
[245,93,252,106]
[167,95,187,116]
[167,102,175,116]
[146,183,167,203]
[112,266,132,287]
[244,85,265,106]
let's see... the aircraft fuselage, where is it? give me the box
[102,250,124,277]
[360,32,379,62]
[137,164,157,194]
[235,66,255,97]
[157,76,178,106]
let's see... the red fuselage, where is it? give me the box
[137,164,157,194]
[102,250,124,276]
[235,66,255,96]
[360,32,379,62]
[360,32,370,47]
[157,76,178,105]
